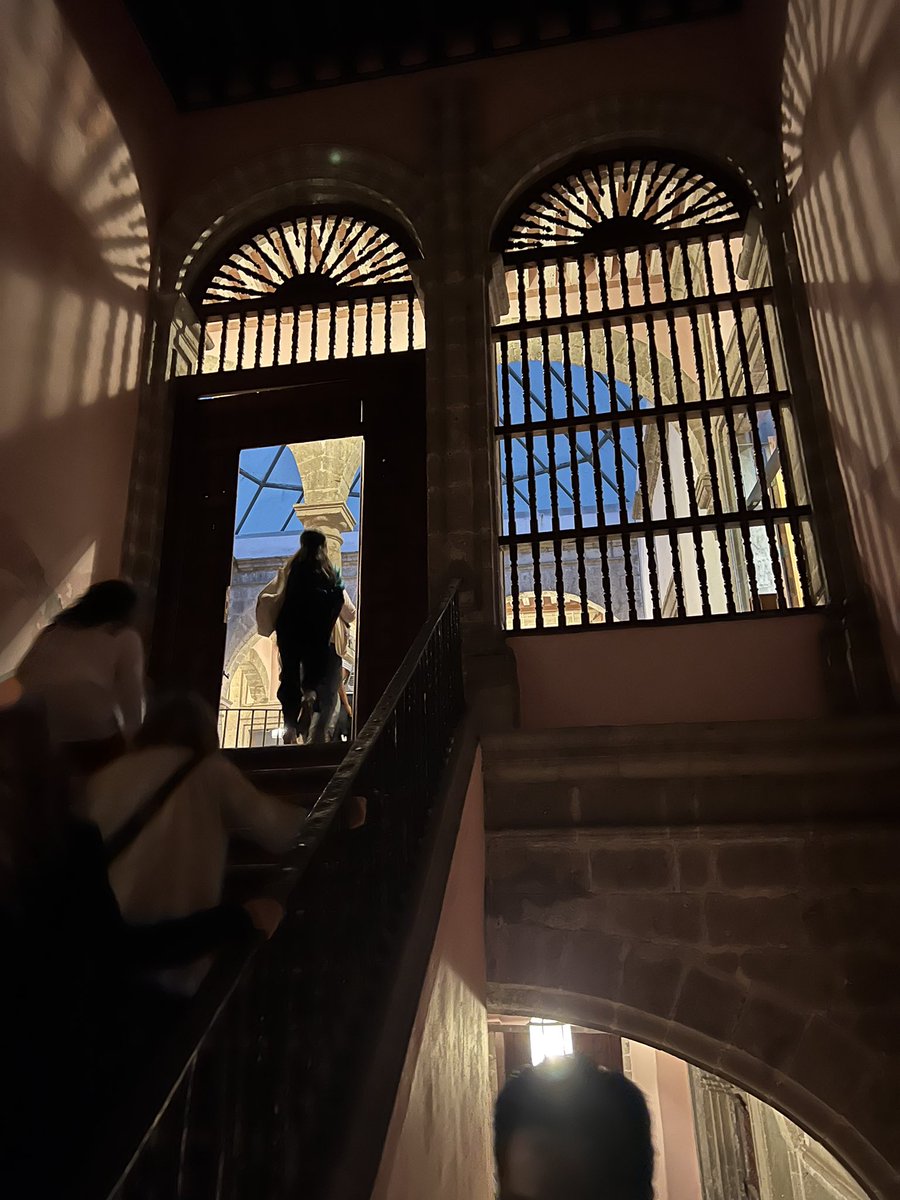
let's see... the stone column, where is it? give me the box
[121,286,182,593]
[288,436,361,575]
[765,203,895,713]
[290,501,355,576]
[421,86,518,731]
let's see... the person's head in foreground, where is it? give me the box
[54,578,139,630]
[495,1055,654,1200]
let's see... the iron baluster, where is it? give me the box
[617,248,661,620]
[699,235,761,613]
[557,257,590,625]
[638,243,686,619]
[596,247,638,621]
[678,236,737,615]
[536,261,567,622]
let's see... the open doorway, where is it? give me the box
[218,435,363,748]
[487,1014,870,1200]
[152,356,427,735]
[152,208,427,731]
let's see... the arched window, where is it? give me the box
[493,152,824,631]
[186,209,423,374]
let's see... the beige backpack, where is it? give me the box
[255,566,288,637]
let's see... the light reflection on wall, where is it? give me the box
[0,0,152,676]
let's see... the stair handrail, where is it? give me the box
[86,581,463,1199]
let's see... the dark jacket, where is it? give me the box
[0,817,254,1194]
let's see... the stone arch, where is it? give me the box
[486,815,900,1200]
[504,591,604,630]
[158,145,429,298]
[481,92,777,248]
[223,634,271,706]
[505,327,699,408]
[487,982,884,1199]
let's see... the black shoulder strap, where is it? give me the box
[105,753,203,865]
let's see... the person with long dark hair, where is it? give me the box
[16,579,144,772]
[259,529,356,745]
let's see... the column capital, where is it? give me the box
[294,501,356,535]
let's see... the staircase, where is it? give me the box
[84,586,465,1200]
[232,742,345,798]
[224,744,345,904]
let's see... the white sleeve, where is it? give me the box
[114,629,145,738]
[213,755,308,853]
[340,590,357,624]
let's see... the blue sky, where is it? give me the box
[232,444,361,560]
[497,359,646,534]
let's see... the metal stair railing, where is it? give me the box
[86,583,463,1200]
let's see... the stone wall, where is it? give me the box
[487,823,900,1198]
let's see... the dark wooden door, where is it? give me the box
[151,352,427,726]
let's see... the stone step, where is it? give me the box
[231,742,346,799]
[244,765,335,800]
[483,718,900,777]
[483,718,900,829]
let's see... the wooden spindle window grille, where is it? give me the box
[493,152,826,632]
[186,210,423,375]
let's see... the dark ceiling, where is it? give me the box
[124,0,742,111]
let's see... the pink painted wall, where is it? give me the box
[372,749,495,1200]
[512,614,830,729]
[655,1049,704,1200]
[627,1041,703,1200]
[626,1042,703,1200]
[783,0,900,693]
[0,0,173,676]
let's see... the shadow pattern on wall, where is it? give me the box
[0,0,151,674]
[782,0,900,692]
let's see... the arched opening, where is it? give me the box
[152,206,428,738]
[504,590,604,630]
[491,149,825,632]
[488,1010,870,1200]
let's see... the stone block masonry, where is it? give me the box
[486,822,900,1197]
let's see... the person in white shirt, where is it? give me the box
[84,692,308,994]
[16,580,144,773]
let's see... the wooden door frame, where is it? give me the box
[151,351,427,722]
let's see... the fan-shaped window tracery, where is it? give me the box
[182,211,423,376]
